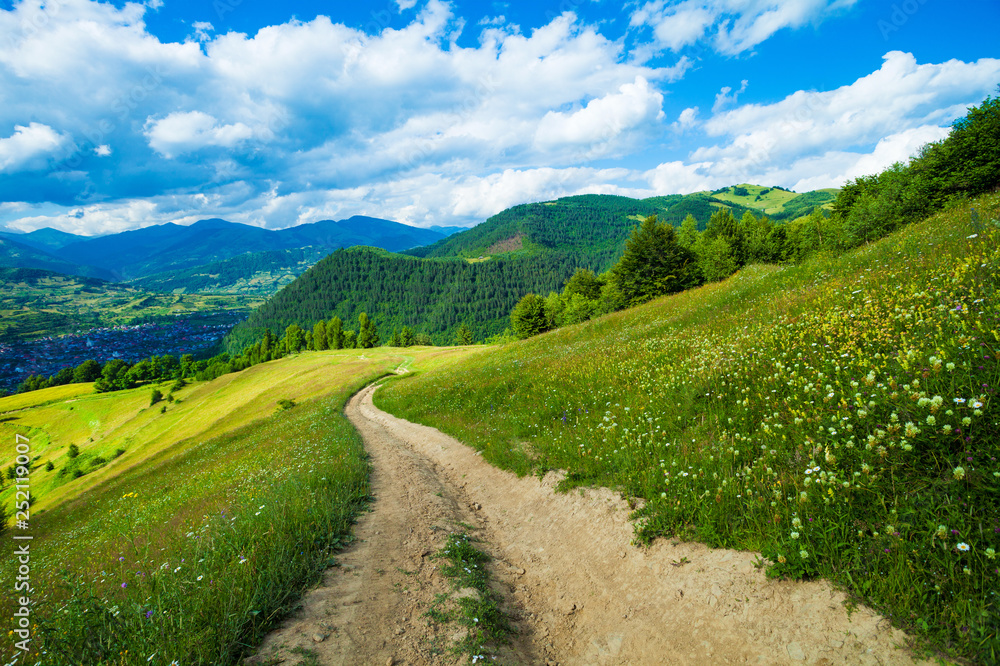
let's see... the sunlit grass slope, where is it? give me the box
[0,347,473,665]
[0,350,397,512]
[377,196,1000,661]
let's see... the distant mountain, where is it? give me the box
[52,216,445,281]
[0,227,87,252]
[0,236,115,281]
[227,186,838,350]
[427,225,469,237]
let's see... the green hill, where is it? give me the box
[226,189,826,351]
[375,193,1000,661]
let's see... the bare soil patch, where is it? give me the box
[247,383,927,665]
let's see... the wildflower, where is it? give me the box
[777,555,787,563]
[936,525,948,538]
[926,415,936,426]
[986,548,996,560]
[799,491,809,503]
[963,567,971,575]
[121,582,127,589]
[197,575,204,581]
[799,550,809,559]
[957,542,970,552]
[953,466,966,481]
[792,517,802,528]
[790,532,800,540]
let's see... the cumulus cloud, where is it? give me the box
[534,77,665,158]
[0,123,72,173]
[145,112,255,158]
[0,0,996,234]
[630,0,858,55]
[692,52,1000,176]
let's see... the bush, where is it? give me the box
[277,399,296,410]
[67,444,80,459]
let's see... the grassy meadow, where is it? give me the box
[0,347,473,665]
[377,195,1000,661]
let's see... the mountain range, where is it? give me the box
[0,215,450,282]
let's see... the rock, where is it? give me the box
[394,627,405,635]
[565,602,578,615]
[386,658,395,666]
[787,642,806,661]
[312,632,326,642]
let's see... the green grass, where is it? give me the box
[425,531,514,662]
[0,351,404,513]
[377,195,1000,662]
[0,348,494,665]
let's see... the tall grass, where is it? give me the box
[377,196,1000,661]
[1,354,397,666]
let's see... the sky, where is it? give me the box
[0,0,998,235]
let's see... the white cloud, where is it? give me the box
[0,123,72,173]
[534,77,665,158]
[694,52,1000,174]
[672,106,699,132]
[712,79,748,113]
[94,144,112,156]
[144,111,254,158]
[630,0,858,55]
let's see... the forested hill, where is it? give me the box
[223,247,586,351]
[405,194,664,269]
[224,186,838,351]
[404,189,830,263]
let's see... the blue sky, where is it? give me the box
[0,0,998,235]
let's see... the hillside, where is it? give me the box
[375,194,1000,661]
[0,348,478,664]
[52,215,446,281]
[227,187,837,351]
[0,236,114,281]
[224,246,588,350]
[129,246,329,295]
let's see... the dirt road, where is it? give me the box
[247,382,926,665]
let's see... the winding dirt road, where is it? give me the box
[246,383,926,665]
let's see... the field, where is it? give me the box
[377,195,1000,661]
[709,184,838,218]
[0,268,263,342]
[0,346,475,665]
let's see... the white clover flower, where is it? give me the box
[986,548,996,560]
[799,550,809,559]
[926,415,936,426]
[790,531,800,540]
[953,466,966,480]
[792,517,802,528]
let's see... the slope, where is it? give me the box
[54,216,445,280]
[376,194,1000,662]
[128,246,329,296]
[0,347,475,665]
[225,187,842,352]
[0,236,114,280]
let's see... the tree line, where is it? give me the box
[509,89,1000,338]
